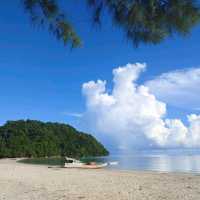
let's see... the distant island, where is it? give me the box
[0,120,109,158]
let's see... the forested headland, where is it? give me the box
[0,120,109,158]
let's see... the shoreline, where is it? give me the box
[13,158,200,176]
[13,157,200,175]
[1,158,200,200]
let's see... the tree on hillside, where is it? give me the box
[22,0,200,48]
[0,120,109,158]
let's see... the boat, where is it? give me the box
[64,157,108,169]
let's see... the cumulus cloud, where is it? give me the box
[146,68,200,110]
[82,63,200,149]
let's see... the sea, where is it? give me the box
[19,149,200,173]
[95,149,200,173]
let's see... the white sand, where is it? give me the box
[0,159,200,200]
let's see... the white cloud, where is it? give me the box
[82,63,200,149]
[146,68,200,110]
[62,112,83,118]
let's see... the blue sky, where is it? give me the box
[1,0,200,138]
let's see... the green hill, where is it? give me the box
[0,120,109,158]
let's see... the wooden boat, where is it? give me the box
[64,157,108,169]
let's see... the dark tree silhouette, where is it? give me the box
[22,0,200,47]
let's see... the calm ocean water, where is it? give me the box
[95,149,200,173]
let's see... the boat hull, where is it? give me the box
[64,163,108,169]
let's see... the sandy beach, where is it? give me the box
[0,159,200,200]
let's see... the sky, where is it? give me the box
[1,1,200,151]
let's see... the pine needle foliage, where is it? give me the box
[22,0,200,47]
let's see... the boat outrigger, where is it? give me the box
[64,157,108,169]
